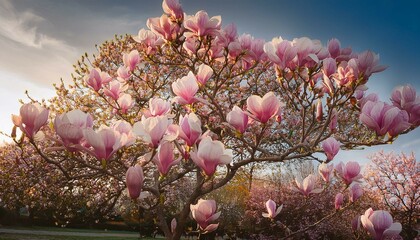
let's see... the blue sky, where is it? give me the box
[0,0,419,163]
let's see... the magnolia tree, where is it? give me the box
[365,151,419,239]
[9,0,420,239]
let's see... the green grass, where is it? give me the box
[0,233,141,240]
[0,226,164,240]
[4,226,138,234]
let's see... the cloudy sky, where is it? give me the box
[0,0,419,162]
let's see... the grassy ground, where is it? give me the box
[0,233,143,240]
[2,226,138,234]
[0,226,162,240]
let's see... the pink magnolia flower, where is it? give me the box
[178,113,202,147]
[117,66,131,80]
[112,120,136,146]
[356,51,387,79]
[84,68,112,92]
[334,193,344,210]
[327,38,341,59]
[12,103,49,139]
[147,14,179,42]
[359,93,379,109]
[184,11,221,38]
[360,101,410,137]
[318,162,334,183]
[349,183,363,202]
[321,137,340,161]
[316,99,323,122]
[162,0,183,21]
[262,199,282,219]
[391,85,420,125]
[83,126,128,161]
[391,85,417,111]
[196,64,213,85]
[264,37,297,70]
[335,161,363,185]
[171,218,177,234]
[218,23,237,46]
[294,174,323,196]
[133,28,164,54]
[123,50,140,72]
[190,199,220,233]
[292,37,320,67]
[246,91,281,123]
[329,109,338,132]
[154,141,180,176]
[361,208,402,240]
[133,116,176,148]
[190,136,233,176]
[54,109,93,149]
[143,97,171,118]
[126,165,144,199]
[227,106,249,134]
[117,93,135,114]
[322,57,337,78]
[172,71,199,105]
[352,215,362,231]
[335,59,359,86]
[104,80,128,100]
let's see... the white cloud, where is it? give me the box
[0,0,74,51]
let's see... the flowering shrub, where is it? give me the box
[5,0,419,239]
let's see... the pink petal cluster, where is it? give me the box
[334,193,344,210]
[112,120,136,146]
[126,165,144,199]
[321,137,340,161]
[335,161,363,185]
[190,136,232,176]
[294,174,323,196]
[360,101,410,137]
[196,64,213,85]
[184,11,221,38]
[349,183,363,202]
[84,68,112,92]
[133,29,164,54]
[104,80,128,100]
[227,106,249,134]
[190,199,220,233]
[147,14,179,42]
[318,162,334,182]
[391,85,420,125]
[356,51,387,79]
[316,99,323,122]
[83,126,130,161]
[162,0,183,22]
[143,97,171,117]
[262,199,282,219]
[133,116,177,148]
[54,109,93,149]
[172,71,199,105]
[153,141,180,176]
[177,113,202,147]
[117,66,131,80]
[264,37,297,70]
[117,93,135,114]
[12,103,49,139]
[123,50,140,72]
[246,92,281,123]
[361,208,402,240]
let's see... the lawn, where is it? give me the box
[0,226,162,240]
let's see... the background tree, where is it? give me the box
[365,151,419,239]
